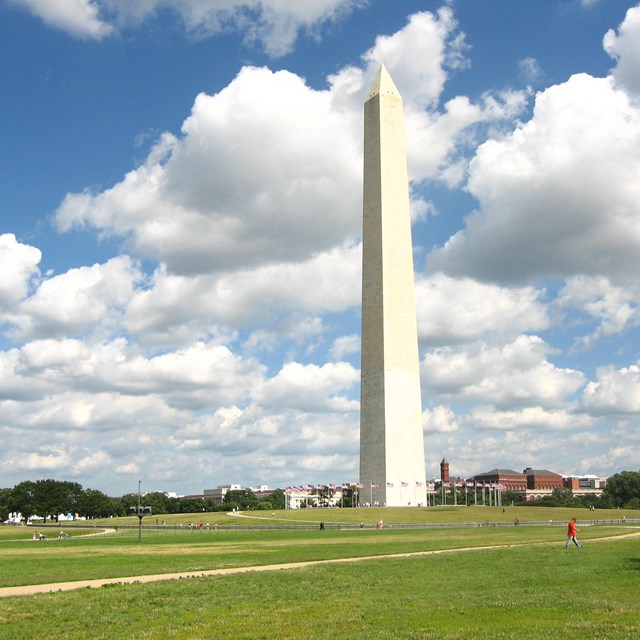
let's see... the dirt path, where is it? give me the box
[2,529,638,599]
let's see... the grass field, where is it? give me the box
[0,506,638,639]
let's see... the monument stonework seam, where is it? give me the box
[359,65,427,507]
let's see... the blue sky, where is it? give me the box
[1,0,639,497]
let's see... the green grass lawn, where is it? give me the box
[0,534,637,639]
[0,506,638,639]
[2,502,633,534]
[79,503,638,528]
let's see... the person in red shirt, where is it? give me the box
[566,517,582,549]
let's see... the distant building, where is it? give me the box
[471,468,528,492]
[522,467,565,498]
[468,467,605,501]
[252,486,275,501]
[284,486,343,509]
[563,474,607,497]
[204,484,242,505]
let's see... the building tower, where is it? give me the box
[440,458,450,484]
[359,65,426,507]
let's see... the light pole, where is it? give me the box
[128,480,152,542]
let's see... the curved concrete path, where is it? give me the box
[2,529,638,598]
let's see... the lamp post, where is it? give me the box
[128,480,152,542]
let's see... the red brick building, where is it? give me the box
[523,467,564,491]
[470,468,527,491]
[469,467,585,501]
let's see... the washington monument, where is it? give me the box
[359,65,427,507]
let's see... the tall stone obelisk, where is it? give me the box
[359,64,426,507]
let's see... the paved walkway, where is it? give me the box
[2,530,638,598]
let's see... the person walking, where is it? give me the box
[566,517,582,549]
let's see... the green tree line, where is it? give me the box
[0,480,285,522]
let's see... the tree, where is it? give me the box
[139,492,168,515]
[77,489,117,518]
[316,486,336,508]
[340,487,356,508]
[549,487,579,506]
[8,481,37,521]
[0,487,13,521]
[176,497,208,513]
[575,492,601,509]
[603,471,640,507]
[502,491,525,506]
[32,479,83,521]
[525,487,579,508]
[118,493,141,516]
[268,488,286,510]
[224,489,257,510]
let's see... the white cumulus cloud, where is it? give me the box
[421,335,585,409]
[7,256,142,340]
[581,364,640,415]
[0,234,41,308]
[55,68,361,276]
[604,3,640,97]
[428,73,640,284]
[10,0,361,54]
[415,273,549,344]
[9,0,113,39]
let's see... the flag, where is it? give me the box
[415,481,423,487]
[401,482,409,487]
[386,482,394,488]
[356,483,364,488]
[371,483,379,488]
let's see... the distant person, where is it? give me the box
[320,521,325,530]
[566,517,582,550]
